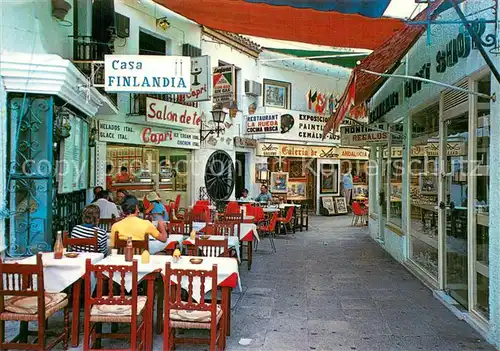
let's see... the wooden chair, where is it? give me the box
[277,207,295,235]
[211,222,237,237]
[257,212,278,252]
[83,259,150,351]
[114,232,149,255]
[163,263,224,351]
[299,204,309,231]
[220,211,243,223]
[168,221,190,235]
[99,217,117,233]
[187,207,210,226]
[0,253,69,350]
[63,230,99,252]
[194,238,229,258]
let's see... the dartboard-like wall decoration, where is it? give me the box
[204,150,235,201]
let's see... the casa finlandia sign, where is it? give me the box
[104,55,191,93]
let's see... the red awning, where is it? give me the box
[152,0,404,50]
[322,1,443,137]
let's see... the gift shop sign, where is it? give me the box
[245,114,280,134]
[98,120,200,149]
[104,55,191,93]
[340,123,388,146]
[146,97,202,131]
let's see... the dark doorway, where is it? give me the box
[139,31,166,55]
[235,152,246,198]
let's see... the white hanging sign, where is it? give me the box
[104,55,191,93]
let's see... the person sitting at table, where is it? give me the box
[255,184,273,202]
[239,188,251,200]
[94,190,119,219]
[144,191,169,222]
[91,186,103,203]
[110,195,167,247]
[70,204,108,254]
[115,166,134,183]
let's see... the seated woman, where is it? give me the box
[144,191,169,222]
[70,204,108,254]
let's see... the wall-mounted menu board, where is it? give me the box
[58,111,89,194]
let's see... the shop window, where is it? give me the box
[474,74,491,320]
[388,123,404,228]
[381,148,388,218]
[170,155,188,192]
[409,104,440,280]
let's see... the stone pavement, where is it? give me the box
[4,216,496,350]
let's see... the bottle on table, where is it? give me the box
[54,231,64,259]
[124,236,134,262]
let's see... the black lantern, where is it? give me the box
[200,105,228,141]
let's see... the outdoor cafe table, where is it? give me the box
[14,252,104,347]
[97,254,240,343]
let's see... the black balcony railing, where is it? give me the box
[129,93,199,116]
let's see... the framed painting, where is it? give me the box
[320,163,338,194]
[270,172,289,193]
[321,196,336,215]
[287,181,307,201]
[334,197,348,214]
[263,79,291,108]
[419,173,438,195]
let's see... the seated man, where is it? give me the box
[110,195,167,247]
[70,204,108,254]
[254,184,273,202]
[94,190,119,219]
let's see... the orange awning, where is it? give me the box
[322,1,444,137]
[153,0,404,50]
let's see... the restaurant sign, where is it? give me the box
[234,137,257,148]
[245,114,280,134]
[145,97,203,131]
[98,120,200,150]
[104,55,191,93]
[340,123,389,146]
[257,143,369,160]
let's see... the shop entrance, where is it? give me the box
[235,152,246,198]
[442,113,469,309]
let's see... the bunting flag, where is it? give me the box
[323,74,356,139]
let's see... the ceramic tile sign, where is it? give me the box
[104,55,191,93]
[212,65,235,104]
[145,97,203,131]
[185,56,211,102]
[245,113,280,134]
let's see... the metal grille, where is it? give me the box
[443,79,468,112]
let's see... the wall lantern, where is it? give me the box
[200,104,228,141]
[156,17,171,31]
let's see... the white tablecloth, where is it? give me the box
[192,222,260,242]
[182,235,241,262]
[98,254,241,299]
[14,252,104,293]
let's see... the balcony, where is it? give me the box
[128,93,199,116]
[71,35,118,107]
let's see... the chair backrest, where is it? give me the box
[164,262,218,326]
[99,217,117,233]
[222,211,243,223]
[114,232,149,254]
[212,222,237,237]
[195,200,210,207]
[63,230,98,252]
[0,253,43,303]
[168,221,190,235]
[194,238,229,257]
[225,201,240,215]
[188,206,210,224]
[352,202,364,216]
[269,212,279,232]
[85,258,139,322]
[253,206,265,223]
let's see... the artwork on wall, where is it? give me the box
[270,172,289,193]
[320,163,338,194]
[287,181,307,200]
[321,196,336,215]
[334,197,348,214]
[419,173,438,195]
[263,79,291,109]
[353,184,369,198]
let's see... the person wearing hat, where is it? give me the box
[144,191,169,222]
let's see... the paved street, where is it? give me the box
[5,216,495,350]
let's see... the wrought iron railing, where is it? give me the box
[128,93,199,116]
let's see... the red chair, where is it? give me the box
[83,259,150,351]
[163,263,224,351]
[225,201,240,215]
[188,206,210,227]
[0,254,70,351]
[257,212,277,252]
[351,201,368,227]
[277,207,295,235]
[195,200,210,207]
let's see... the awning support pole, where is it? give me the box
[449,0,500,84]
[360,69,496,101]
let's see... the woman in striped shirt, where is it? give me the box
[70,204,108,254]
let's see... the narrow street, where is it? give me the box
[227,216,494,351]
